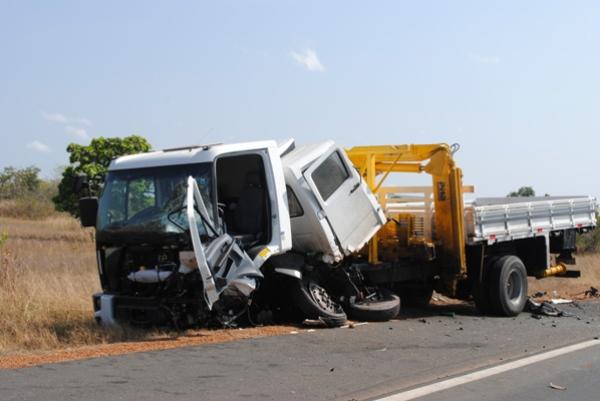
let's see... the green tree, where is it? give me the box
[507,186,536,197]
[0,166,41,199]
[53,136,152,216]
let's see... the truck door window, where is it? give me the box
[286,186,303,217]
[311,151,349,201]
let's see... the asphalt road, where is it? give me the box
[2,301,600,401]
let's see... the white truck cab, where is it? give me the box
[87,138,387,327]
[281,140,386,263]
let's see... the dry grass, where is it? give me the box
[0,215,153,356]
[0,198,56,220]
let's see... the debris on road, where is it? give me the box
[551,298,574,305]
[532,291,547,298]
[585,286,599,298]
[549,382,567,391]
[526,298,576,318]
[302,319,328,327]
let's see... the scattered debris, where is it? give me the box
[549,382,566,391]
[525,298,576,318]
[551,298,573,305]
[431,291,456,303]
[302,319,328,327]
[418,319,428,324]
[585,286,599,298]
[532,291,547,298]
[329,368,335,372]
[439,311,456,318]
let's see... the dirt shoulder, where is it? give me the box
[0,325,299,370]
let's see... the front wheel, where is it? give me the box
[488,255,528,316]
[290,277,347,327]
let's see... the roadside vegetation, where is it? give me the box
[0,215,153,355]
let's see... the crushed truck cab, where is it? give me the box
[85,139,387,328]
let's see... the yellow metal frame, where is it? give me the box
[346,144,468,293]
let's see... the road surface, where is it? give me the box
[2,301,599,401]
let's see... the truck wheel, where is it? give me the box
[399,286,433,308]
[489,255,528,316]
[346,288,400,322]
[290,277,347,327]
[472,256,497,315]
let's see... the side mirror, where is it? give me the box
[73,174,89,194]
[79,197,98,228]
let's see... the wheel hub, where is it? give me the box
[308,282,339,313]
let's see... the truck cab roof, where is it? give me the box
[109,140,280,171]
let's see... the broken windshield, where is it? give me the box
[97,163,213,236]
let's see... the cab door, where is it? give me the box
[214,141,292,266]
[303,147,386,255]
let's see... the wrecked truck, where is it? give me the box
[78,139,397,328]
[77,139,597,328]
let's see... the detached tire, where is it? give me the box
[489,255,528,316]
[290,277,347,327]
[345,289,400,322]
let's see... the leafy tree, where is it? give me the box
[507,186,535,197]
[53,136,152,216]
[0,166,41,199]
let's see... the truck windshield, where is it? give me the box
[97,163,213,236]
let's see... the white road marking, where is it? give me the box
[374,338,600,401]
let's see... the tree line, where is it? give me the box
[0,135,150,218]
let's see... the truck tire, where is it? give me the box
[489,255,528,316]
[472,256,498,315]
[346,289,400,322]
[290,277,347,327]
[399,286,433,308]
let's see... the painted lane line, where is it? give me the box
[374,338,600,401]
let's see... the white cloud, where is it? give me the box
[289,48,325,72]
[41,111,92,126]
[65,125,89,139]
[26,140,51,153]
[468,53,501,65]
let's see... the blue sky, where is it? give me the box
[1,1,599,199]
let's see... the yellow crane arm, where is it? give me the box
[345,144,467,288]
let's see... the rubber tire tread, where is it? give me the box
[290,277,347,327]
[489,255,528,317]
[345,289,401,322]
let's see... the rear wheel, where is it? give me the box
[290,277,347,327]
[488,255,528,316]
[345,288,400,322]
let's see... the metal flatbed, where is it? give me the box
[466,196,597,245]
